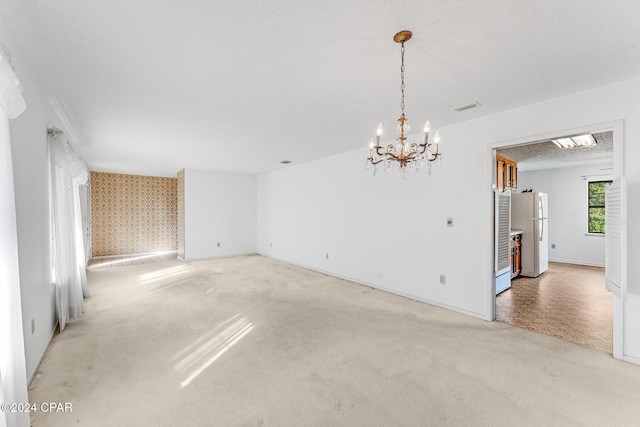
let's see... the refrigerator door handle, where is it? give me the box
[539,194,544,220]
[538,194,545,241]
[539,218,543,242]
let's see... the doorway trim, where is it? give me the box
[487,119,624,359]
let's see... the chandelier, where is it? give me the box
[367,30,442,177]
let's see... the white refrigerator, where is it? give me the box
[511,192,549,277]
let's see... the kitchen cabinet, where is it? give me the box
[510,231,522,279]
[496,155,517,191]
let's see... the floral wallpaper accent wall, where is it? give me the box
[91,172,178,256]
[177,169,185,260]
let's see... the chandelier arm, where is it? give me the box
[427,151,440,162]
[375,146,389,156]
[384,151,419,165]
[385,153,400,161]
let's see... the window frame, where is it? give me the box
[587,180,612,234]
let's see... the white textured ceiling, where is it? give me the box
[497,132,613,172]
[1,1,640,177]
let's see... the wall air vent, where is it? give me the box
[454,101,480,112]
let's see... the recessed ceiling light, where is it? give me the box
[454,101,480,112]
[280,160,292,164]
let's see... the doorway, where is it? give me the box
[489,121,624,357]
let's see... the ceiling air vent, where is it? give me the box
[454,101,480,112]
[280,160,292,164]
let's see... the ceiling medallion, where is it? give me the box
[367,30,442,178]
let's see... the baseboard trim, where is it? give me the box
[181,252,257,262]
[258,252,488,321]
[549,259,605,268]
[28,321,57,386]
[623,354,640,366]
[91,249,178,259]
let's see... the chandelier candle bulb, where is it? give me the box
[376,122,383,145]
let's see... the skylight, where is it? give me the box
[552,134,597,149]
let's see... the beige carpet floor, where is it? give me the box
[29,255,640,426]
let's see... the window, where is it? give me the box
[588,181,612,234]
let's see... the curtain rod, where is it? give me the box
[48,126,64,134]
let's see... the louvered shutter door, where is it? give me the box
[495,192,511,272]
[605,177,625,298]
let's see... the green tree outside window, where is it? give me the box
[588,181,611,234]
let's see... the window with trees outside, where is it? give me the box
[588,181,612,234]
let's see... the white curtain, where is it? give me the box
[50,131,90,332]
[0,48,29,427]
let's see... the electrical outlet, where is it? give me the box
[31,318,36,335]
[439,275,446,285]
[551,243,556,249]
[447,218,453,227]
[326,253,329,260]
[217,242,221,247]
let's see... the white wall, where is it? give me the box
[257,76,640,363]
[517,162,612,267]
[258,137,488,318]
[183,168,256,260]
[78,183,91,264]
[0,109,29,427]
[1,24,72,384]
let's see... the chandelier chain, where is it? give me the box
[400,42,405,116]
